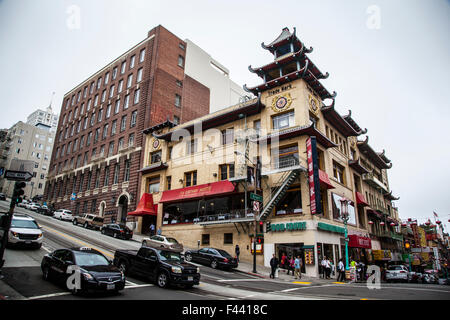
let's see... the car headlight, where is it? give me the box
[37,233,43,238]
[10,231,19,237]
[197,267,200,274]
[82,272,94,281]
[171,266,182,274]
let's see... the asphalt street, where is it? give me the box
[1,201,450,300]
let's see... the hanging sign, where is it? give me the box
[306,137,322,215]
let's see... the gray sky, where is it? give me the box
[1,0,449,231]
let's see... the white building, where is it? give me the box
[26,106,59,133]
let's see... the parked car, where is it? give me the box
[0,213,43,249]
[53,209,73,221]
[72,214,104,230]
[37,205,53,216]
[114,246,200,289]
[0,193,6,201]
[29,203,41,211]
[25,202,38,210]
[184,247,238,270]
[17,200,29,208]
[386,265,410,283]
[101,224,133,240]
[41,247,125,295]
[409,272,423,283]
[141,235,183,252]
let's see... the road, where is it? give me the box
[1,201,450,301]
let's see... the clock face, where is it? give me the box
[152,139,160,149]
[276,96,288,110]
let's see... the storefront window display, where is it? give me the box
[276,243,306,273]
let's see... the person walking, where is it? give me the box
[337,259,345,282]
[270,254,279,279]
[325,257,331,279]
[294,256,302,279]
[281,253,287,270]
[149,223,155,236]
[156,227,162,235]
[235,244,240,262]
[287,256,295,276]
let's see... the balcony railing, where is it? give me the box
[362,172,388,193]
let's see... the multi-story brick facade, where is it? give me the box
[43,25,240,227]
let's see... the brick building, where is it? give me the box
[43,25,245,231]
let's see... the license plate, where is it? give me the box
[107,284,115,290]
[188,276,193,281]
[25,241,32,244]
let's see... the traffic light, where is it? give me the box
[404,241,411,250]
[266,221,271,232]
[12,181,26,204]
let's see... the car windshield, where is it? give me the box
[158,250,182,262]
[166,237,178,244]
[11,219,39,229]
[64,211,72,214]
[74,252,109,266]
[216,249,232,258]
[388,266,404,271]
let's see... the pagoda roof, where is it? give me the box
[357,136,392,169]
[151,97,264,142]
[255,122,337,149]
[321,100,365,137]
[244,60,336,101]
[342,110,367,135]
[348,158,371,175]
[383,190,400,201]
[261,27,313,54]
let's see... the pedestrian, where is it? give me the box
[235,244,240,262]
[150,223,155,236]
[294,256,302,279]
[330,260,335,278]
[156,227,162,235]
[325,257,331,279]
[281,253,287,270]
[270,254,279,279]
[337,259,345,282]
[287,256,294,275]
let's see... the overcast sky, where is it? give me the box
[1,0,449,231]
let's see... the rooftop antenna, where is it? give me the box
[47,92,55,111]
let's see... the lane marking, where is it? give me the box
[28,292,72,300]
[332,282,346,284]
[292,281,312,285]
[124,284,154,289]
[41,245,52,253]
[41,225,114,258]
[218,278,268,282]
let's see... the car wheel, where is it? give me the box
[73,220,77,225]
[42,266,51,281]
[84,222,88,229]
[142,241,148,247]
[113,233,118,238]
[185,253,192,262]
[157,272,169,288]
[211,260,218,269]
[118,261,128,276]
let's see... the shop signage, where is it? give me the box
[270,221,306,232]
[348,235,371,249]
[372,250,392,261]
[317,222,345,234]
[306,137,322,215]
[304,245,315,265]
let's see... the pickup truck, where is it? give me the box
[113,247,200,289]
[72,213,104,230]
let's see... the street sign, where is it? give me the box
[70,193,77,201]
[4,170,32,181]
[253,201,260,213]
[250,193,262,202]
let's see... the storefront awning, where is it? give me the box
[159,180,236,203]
[317,222,345,234]
[128,193,157,216]
[348,235,371,249]
[355,191,369,207]
[319,170,335,189]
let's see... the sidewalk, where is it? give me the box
[0,276,26,300]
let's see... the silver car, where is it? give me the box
[2,214,43,249]
[142,235,183,252]
[386,265,410,283]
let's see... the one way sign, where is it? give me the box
[5,170,33,181]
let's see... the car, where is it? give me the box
[37,205,53,216]
[141,235,183,252]
[25,202,38,210]
[72,213,104,230]
[101,224,133,240]
[0,193,6,201]
[1,213,43,249]
[386,265,410,283]
[114,247,200,289]
[53,209,73,221]
[29,203,41,211]
[41,247,125,295]
[17,200,29,208]
[184,247,238,270]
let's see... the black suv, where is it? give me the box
[114,247,200,288]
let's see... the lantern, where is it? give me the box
[390,222,395,226]
[425,220,431,226]
[380,222,385,226]
[368,221,373,225]
[408,218,412,222]
[436,220,441,225]
[401,222,407,227]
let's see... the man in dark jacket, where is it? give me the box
[270,254,279,279]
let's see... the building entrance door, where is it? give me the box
[117,195,128,224]
[276,243,306,273]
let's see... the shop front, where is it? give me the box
[348,234,372,264]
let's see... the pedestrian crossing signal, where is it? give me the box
[12,181,26,204]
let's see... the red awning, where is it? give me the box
[128,193,157,216]
[348,235,372,249]
[159,180,236,203]
[319,169,335,189]
[355,191,369,207]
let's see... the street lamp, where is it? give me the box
[339,198,350,273]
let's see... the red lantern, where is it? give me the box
[401,223,407,227]
[436,220,441,225]
[425,220,431,226]
[408,218,412,222]
[368,221,373,225]
[380,222,385,226]
[390,222,395,226]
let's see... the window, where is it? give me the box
[130,110,137,127]
[134,89,140,104]
[106,104,111,119]
[112,67,118,80]
[147,176,160,193]
[90,82,95,94]
[179,43,185,50]
[123,95,129,110]
[166,176,172,190]
[120,116,127,131]
[108,142,115,156]
[128,133,135,147]
[103,166,110,186]
[102,124,109,139]
[221,128,234,145]
[175,94,181,107]
[121,61,126,74]
[150,150,162,164]
[111,120,117,136]
[124,159,130,181]
[176,80,183,87]
[130,55,135,69]
[109,85,115,98]
[219,164,235,180]
[137,68,143,82]
[94,169,100,189]
[224,233,233,245]
[173,116,180,125]
[97,77,102,90]
[87,99,92,111]
[101,89,106,103]
[139,49,145,63]
[186,139,197,155]
[114,99,120,114]
[118,137,124,150]
[178,55,184,68]
[272,111,295,130]
[332,160,345,185]
[98,108,103,122]
[104,72,109,85]
[184,171,197,187]
[86,132,92,146]
[274,145,299,169]
[94,95,99,107]
[127,74,133,88]
[201,234,210,245]
[113,163,120,184]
